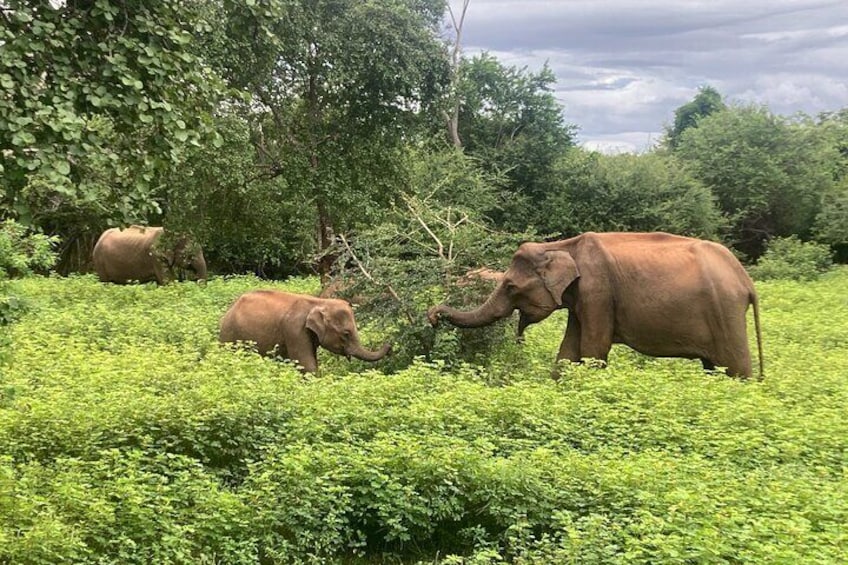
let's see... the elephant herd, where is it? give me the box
[92,227,763,379]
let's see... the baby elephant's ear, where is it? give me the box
[538,250,580,306]
[305,306,327,342]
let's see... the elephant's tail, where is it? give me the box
[751,291,764,380]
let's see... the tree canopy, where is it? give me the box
[0,0,225,227]
[665,85,726,150]
[1,3,845,274]
[676,104,837,257]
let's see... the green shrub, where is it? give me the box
[0,220,59,280]
[749,235,833,281]
[0,220,60,326]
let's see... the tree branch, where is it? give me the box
[402,193,445,260]
[338,234,415,325]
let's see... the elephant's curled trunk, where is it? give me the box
[347,342,392,362]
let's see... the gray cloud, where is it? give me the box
[450,0,848,152]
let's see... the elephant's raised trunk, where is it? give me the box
[428,285,514,328]
[347,341,392,362]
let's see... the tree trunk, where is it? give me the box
[306,60,335,280]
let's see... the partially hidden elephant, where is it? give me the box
[219,290,391,373]
[428,232,764,379]
[93,225,207,285]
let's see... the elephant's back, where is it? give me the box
[219,291,298,354]
[92,227,160,283]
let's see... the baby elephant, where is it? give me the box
[219,290,391,373]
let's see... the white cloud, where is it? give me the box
[449,0,848,148]
[736,74,848,112]
[581,132,663,154]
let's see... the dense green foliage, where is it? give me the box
[3,3,848,562]
[323,143,532,370]
[3,2,846,272]
[664,85,726,149]
[0,220,58,280]
[189,0,450,274]
[0,220,59,325]
[0,0,224,230]
[455,54,577,230]
[749,236,834,282]
[540,150,724,238]
[675,104,839,258]
[1,271,846,563]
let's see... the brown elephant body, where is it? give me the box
[428,232,763,379]
[219,290,391,373]
[92,226,207,285]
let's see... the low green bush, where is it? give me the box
[0,220,60,326]
[0,271,846,563]
[749,235,833,281]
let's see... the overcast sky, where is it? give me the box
[449,0,848,152]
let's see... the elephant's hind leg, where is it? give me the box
[722,353,753,380]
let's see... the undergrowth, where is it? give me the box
[0,271,846,563]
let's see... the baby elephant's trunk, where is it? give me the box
[347,342,392,362]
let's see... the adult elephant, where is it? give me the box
[92,226,207,285]
[427,232,763,379]
[219,290,391,373]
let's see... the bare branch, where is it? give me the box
[402,194,445,260]
[445,0,470,147]
[338,234,415,325]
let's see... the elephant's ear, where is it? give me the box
[538,250,580,306]
[305,306,327,342]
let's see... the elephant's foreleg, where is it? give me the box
[556,311,582,363]
[286,333,319,374]
[577,309,613,364]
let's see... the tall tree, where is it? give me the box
[455,54,577,230]
[813,108,848,260]
[202,0,450,275]
[665,85,726,150]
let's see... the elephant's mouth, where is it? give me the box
[517,304,556,334]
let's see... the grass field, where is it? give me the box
[1,270,846,563]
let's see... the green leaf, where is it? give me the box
[54,160,71,175]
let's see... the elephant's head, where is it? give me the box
[428,242,580,334]
[306,300,392,362]
[161,235,207,282]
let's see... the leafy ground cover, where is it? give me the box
[1,271,846,563]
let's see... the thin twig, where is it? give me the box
[338,234,415,325]
[402,194,445,259]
